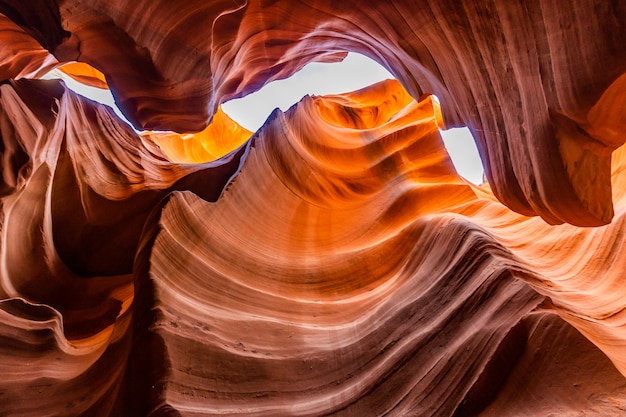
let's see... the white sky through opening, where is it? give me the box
[42,69,131,125]
[42,53,484,184]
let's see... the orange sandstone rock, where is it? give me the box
[142,107,252,164]
[0,2,625,416]
[58,61,108,89]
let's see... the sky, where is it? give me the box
[221,53,394,130]
[43,53,484,184]
[42,69,131,125]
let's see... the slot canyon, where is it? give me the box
[0,1,625,415]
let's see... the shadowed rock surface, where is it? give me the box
[0,1,625,416]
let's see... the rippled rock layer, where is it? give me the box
[0,1,626,416]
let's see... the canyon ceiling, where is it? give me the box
[0,0,625,416]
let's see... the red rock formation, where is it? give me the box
[142,108,252,164]
[40,0,626,226]
[0,1,625,416]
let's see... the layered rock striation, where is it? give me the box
[6,0,623,226]
[0,1,625,416]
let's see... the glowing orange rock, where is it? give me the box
[58,61,108,89]
[129,79,626,415]
[142,106,252,164]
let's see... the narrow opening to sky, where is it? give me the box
[42,52,484,184]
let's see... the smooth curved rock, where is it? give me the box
[142,107,252,164]
[0,2,625,416]
[27,0,626,225]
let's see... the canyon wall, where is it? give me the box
[0,1,625,416]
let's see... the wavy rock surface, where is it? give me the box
[7,0,620,226]
[0,1,625,416]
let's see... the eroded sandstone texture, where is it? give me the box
[0,1,625,416]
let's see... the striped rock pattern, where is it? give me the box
[0,1,625,416]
